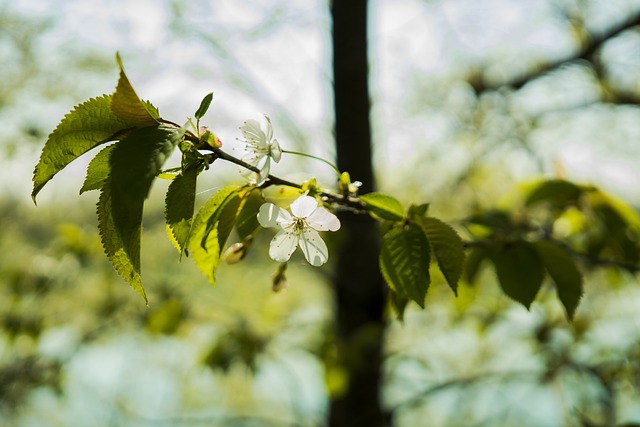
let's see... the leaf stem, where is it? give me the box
[282,150,341,176]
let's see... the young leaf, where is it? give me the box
[111,53,159,127]
[32,95,128,202]
[235,190,264,240]
[533,240,583,319]
[109,124,184,268]
[189,186,242,286]
[165,165,198,256]
[417,217,465,295]
[80,145,114,194]
[407,203,430,218]
[379,223,431,307]
[489,241,545,309]
[97,184,146,302]
[360,192,404,221]
[195,92,214,120]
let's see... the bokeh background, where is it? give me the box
[2,0,640,426]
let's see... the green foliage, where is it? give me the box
[388,290,409,321]
[165,166,198,256]
[533,240,583,319]
[525,179,585,209]
[31,59,639,325]
[234,189,263,240]
[407,202,429,218]
[489,241,545,309]
[194,92,214,120]
[80,145,114,194]
[464,246,489,284]
[97,184,146,301]
[106,124,185,297]
[360,192,404,221]
[380,223,431,307]
[111,53,159,126]
[189,186,243,286]
[31,95,128,201]
[417,216,465,296]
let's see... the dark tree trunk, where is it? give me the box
[329,1,389,426]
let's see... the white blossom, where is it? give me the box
[239,113,282,185]
[257,195,340,266]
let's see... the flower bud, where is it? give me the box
[224,242,247,264]
[271,263,288,292]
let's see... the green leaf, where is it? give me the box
[379,223,431,307]
[533,240,583,319]
[201,191,242,254]
[109,124,184,270]
[97,183,146,302]
[80,145,114,194]
[195,92,214,120]
[360,192,404,221]
[189,186,242,285]
[489,241,545,309]
[32,95,129,202]
[464,246,489,284]
[111,53,159,127]
[418,217,465,295]
[465,210,513,233]
[526,179,583,209]
[235,190,264,240]
[407,203,430,218]
[388,290,409,321]
[165,165,198,256]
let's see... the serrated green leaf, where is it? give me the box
[189,186,241,285]
[81,145,114,194]
[526,179,583,208]
[360,192,405,221]
[165,165,198,256]
[32,95,129,202]
[195,92,214,120]
[111,53,158,127]
[418,217,465,296]
[109,124,184,269]
[379,223,431,307]
[97,183,146,302]
[464,246,489,284]
[235,190,264,240]
[490,241,544,309]
[533,240,583,319]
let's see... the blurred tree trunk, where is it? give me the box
[329,1,389,426]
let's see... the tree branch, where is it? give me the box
[471,10,640,93]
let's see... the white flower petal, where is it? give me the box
[241,119,265,143]
[290,195,318,219]
[270,139,282,163]
[269,230,299,262]
[260,113,274,141]
[307,207,341,231]
[258,203,282,228]
[256,156,271,186]
[299,229,329,266]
